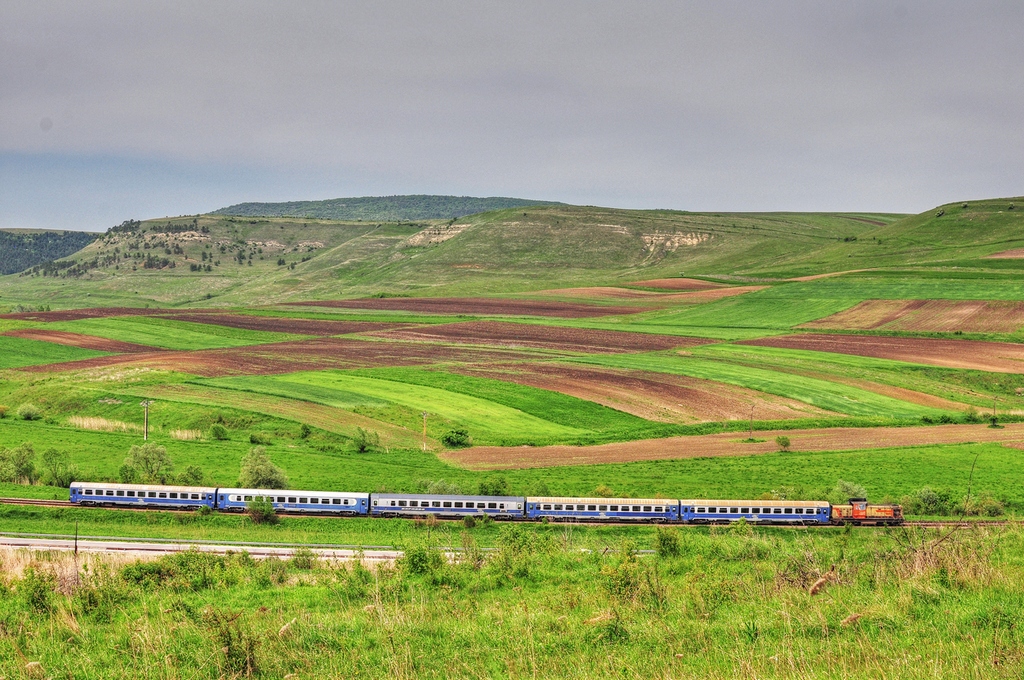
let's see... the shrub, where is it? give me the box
[299,423,311,439]
[121,442,173,484]
[826,480,867,506]
[17,403,41,421]
[441,429,471,448]
[900,487,953,516]
[238,446,288,489]
[654,526,681,558]
[963,407,983,424]
[352,427,380,453]
[210,424,229,440]
[478,476,509,496]
[176,465,206,486]
[775,436,791,452]
[246,496,279,525]
[593,484,615,497]
[462,515,476,529]
[0,405,7,419]
[291,547,317,570]
[402,544,442,575]
[249,432,271,445]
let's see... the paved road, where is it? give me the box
[0,535,403,561]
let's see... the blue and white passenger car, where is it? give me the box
[526,497,680,522]
[70,482,217,510]
[370,493,525,519]
[216,488,370,515]
[681,499,831,525]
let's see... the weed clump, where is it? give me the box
[210,423,229,440]
[17,403,41,421]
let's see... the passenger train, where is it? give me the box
[69,482,903,526]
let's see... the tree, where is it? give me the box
[121,443,174,484]
[826,480,868,506]
[210,424,229,440]
[478,476,509,496]
[237,446,288,489]
[0,443,37,484]
[441,429,471,448]
[353,427,379,453]
[40,448,79,488]
[775,436,791,452]
[246,496,279,525]
[176,465,206,486]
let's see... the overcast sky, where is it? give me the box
[2,1,1022,231]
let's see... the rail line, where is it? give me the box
[0,497,1010,528]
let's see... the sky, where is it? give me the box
[2,1,1022,232]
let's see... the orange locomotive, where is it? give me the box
[831,497,904,526]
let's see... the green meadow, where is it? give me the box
[44,316,302,350]
[0,336,109,369]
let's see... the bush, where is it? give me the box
[352,427,380,453]
[901,487,953,516]
[176,464,206,486]
[291,547,317,570]
[654,526,681,558]
[249,432,271,445]
[826,480,867,506]
[775,436,791,452]
[246,496,279,525]
[417,479,462,494]
[210,424,229,440]
[238,446,288,489]
[462,515,476,529]
[441,429,471,448]
[593,484,615,497]
[299,423,311,439]
[121,442,173,484]
[17,403,41,421]
[478,476,509,496]
[0,405,7,418]
[402,544,443,575]
[963,407,983,424]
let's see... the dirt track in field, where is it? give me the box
[16,338,544,377]
[1,329,157,353]
[627,278,727,290]
[0,307,164,322]
[286,297,646,318]
[985,249,1024,259]
[442,422,1024,470]
[452,362,834,423]
[740,333,1024,373]
[159,313,407,336]
[370,321,710,353]
[803,299,1024,333]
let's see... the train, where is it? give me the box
[69,482,904,526]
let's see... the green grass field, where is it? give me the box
[0,335,110,369]
[44,316,302,350]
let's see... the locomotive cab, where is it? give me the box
[831,497,904,526]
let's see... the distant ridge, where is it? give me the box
[211,194,562,222]
[0,229,97,275]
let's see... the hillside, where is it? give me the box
[0,229,97,275]
[3,196,1023,310]
[211,194,562,221]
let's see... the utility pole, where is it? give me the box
[140,400,153,440]
[421,412,428,451]
[749,404,755,440]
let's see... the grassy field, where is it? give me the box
[0,336,109,369]
[1,523,1021,678]
[44,316,302,350]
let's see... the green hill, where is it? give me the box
[0,229,97,275]
[4,196,1024,309]
[211,195,562,221]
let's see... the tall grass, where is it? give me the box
[67,416,142,434]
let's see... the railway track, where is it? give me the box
[0,497,1011,528]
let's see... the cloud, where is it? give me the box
[1,1,1022,229]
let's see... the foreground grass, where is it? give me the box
[1,524,1022,678]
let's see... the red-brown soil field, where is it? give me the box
[803,299,1024,333]
[2,329,157,353]
[452,362,834,423]
[160,313,407,336]
[443,422,1024,470]
[529,286,670,300]
[740,333,1024,373]
[286,298,645,317]
[627,278,727,290]
[370,321,709,353]
[0,307,164,322]
[984,248,1024,259]
[16,337,544,378]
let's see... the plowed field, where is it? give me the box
[160,313,406,336]
[1,329,156,353]
[0,307,163,322]
[740,333,1024,373]
[371,321,709,353]
[17,338,542,377]
[442,422,1024,470]
[452,362,834,423]
[286,298,645,317]
[530,287,668,300]
[627,278,726,290]
[803,299,1024,333]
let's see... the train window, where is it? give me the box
[150,492,157,498]
[599,505,607,511]
[795,508,804,514]
[730,508,738,513]
[543,504,551,510]
[170,493,179,499]
[191,494,199,500]
[749,508,758,513]
[643,506,652,512]
[465,502,474,508]
[632,505,641,512]
[696,507,705,513]
[487,502,497,509]
[585,505,594,511]
[772,508,781,514]
[398,500,407,507]
[244,495,253,502]
[784,508,793,514]
[372,500,378,506]
[655,507,664,513]
[443,502,452,508]
[84,490,92,495]
[454,502,463,508]
[298,498,307,504]
[499,503,505,509]
[115,490,124,497]
[159,492,167,498]
[333,499,341,505]
[552,504,561,510]
[741,508,749,513]
[127,491,136,497]
[432,501,441,508]
[609,505,618,511]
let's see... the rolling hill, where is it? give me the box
[0,229,97,276]
[211,194,563,221]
